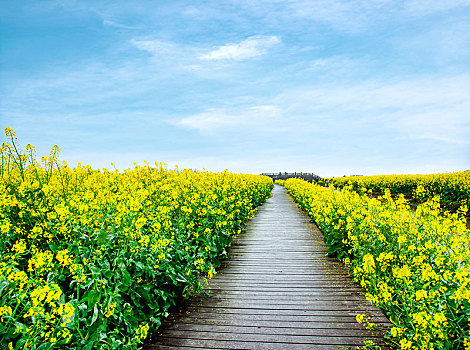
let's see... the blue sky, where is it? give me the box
[1,0,469,176]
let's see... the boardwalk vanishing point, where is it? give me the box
[145,184,391,349]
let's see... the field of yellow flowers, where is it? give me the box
[0,128,273,350]
[329,172,470,212]
[283,178,470,349]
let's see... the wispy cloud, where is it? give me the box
[175,105,281,131]
[102,19,139,30]
[128,37,242,76]
[130,39,177,57]
[198,35,281,61]
[130,35,281,64]
[306,55,368,76]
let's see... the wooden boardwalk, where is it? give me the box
[145,185,391,349]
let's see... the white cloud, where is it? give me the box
[130,39,176,56]
[102,19,139,30]
[129,38,239,75]
[175,105,280,131]
[307,55,366,75]
[131,35,281,66]
[129,38,208,74]
[198,35,281,61]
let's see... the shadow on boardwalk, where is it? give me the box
[145,185,391,350]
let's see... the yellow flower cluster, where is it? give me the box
[55,249,72,266]
[0,128,273,349]
[0,305,13,323]
[103,301,117,318]
[329,171,470,210]
[284,178,470,350]
[134,322,150,343]
[57,303,74,326]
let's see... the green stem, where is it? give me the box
[9,138,25,182]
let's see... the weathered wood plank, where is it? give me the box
[147,339,360,350]
[211,275,355,282]
[201,287,365,293]
[151,332,388,347]
[162,315,390,329]
[144,185,391,349]
[196,289,362,296]
[158,329,385,344]
[182,305,386,314]
[203,282,363,288]
[189,294,369,302]
[158,323,384,338]
[175,306,389,322]
[164,312,388,324]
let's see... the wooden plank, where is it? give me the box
[152,327,388,349]
[201,287,365,293]
[216,269,347,274]
[197,290,366,298]
[154,331,387,346]
[209,279,358,285]
[189,294,369,302]
[182,304,385,314]
[220,257,333,260]
[176,306,389,321]
[162,315,389,329]
[158,323,384,338]
[204,282,362,288]
[214,272,350,276]
[147,338,356,350]
[164,312,389,324]
[185,298,381,309]
[212,274,353,280]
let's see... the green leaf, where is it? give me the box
[82,341,95,350]
[111,339,123,349]
[91,266,102,275]
[97,229,108,246]
[176,272,188,283]
[0,279,10,294]
[77,302,88,314]
[83,278,95,289]
[48,242,58,253]
[99,258,110,270]
[135,261,145,270]
[87,291,101,309]
[90,304,99,326]
[102,269,113,279]
[117,269,132,292]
